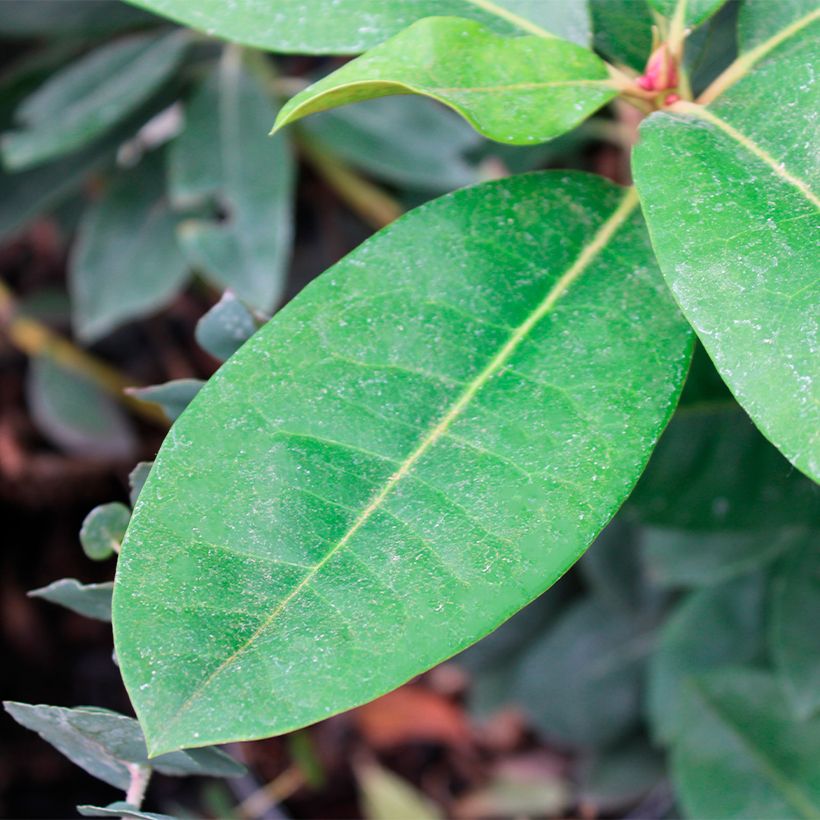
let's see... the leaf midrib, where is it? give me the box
[150,186,640,751]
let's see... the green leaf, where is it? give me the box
[671,668,820,819]
[113,172,691,755]
[29,579,114,622]
[647,575,765,743]
[69,149,190,342]
[512,597,648,747]
[357,761,443,820]
[195,292,260,362]
[123,0,591,54]
[632,9,820,480]
[2,31,188,170]
[169,50,294,311]
[3,703,246,790]
[80,503,131,561]
[0,1,155,38]
[274,18,617,146]
[78,803,176,820]
[590,0,653,71]
[128,380,204,422]
[630,405,820,531]
[737,0,817,51]
[25,357,136,460]
[643,526,806,588]
[129,462,154,507]
[769,534,820,719]
[646,0,728,28]
[301,95,481,192]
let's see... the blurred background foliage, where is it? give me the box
[0,1,817,818]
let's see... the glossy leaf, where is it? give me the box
[123,0,591,54]
[769,534,820,719]
[170,50,294,311]
[26,357,136,461]
[113,172,691,755]
[78,804,176,820]
[2,703,245,790]
[647,575,765,743]
[195,292,259,362]
[29,579,114,622]
[671,668,820,819]
[70,150,190,341]
[633,8,820,480]
[647,0,728,28]
[80,503,131,561]
[274,18,617,146]
[2,32,188,170]
[512,597,648,747]
[128,380,204,423]
[643,526,806,587]
[302,95,481,192]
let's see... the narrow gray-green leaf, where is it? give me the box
[195,291,259,362]
[302,95,481,192]
[170,50,294,311]
[274,17,616,145]
[113,172,692,755]
[672,668,820,819]
[123,0,591,54]
[78,803,176,820]
[647,575,765,743]
[70,150,190,341]
[26,357,136,460]
[128,380,204,422]
[29,579,114,622]
[129,462,154,507]
[2,31,188,170]
[769,534,820,720]
[80,503,131,561]
[3,703,245,790]
[633,9,820,480]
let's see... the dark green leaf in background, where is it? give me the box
[647,0,729,28]
[170,50,294,311]
[3,703,245,790]
[113,172,691,754]
[647,574,765,743]
[128,379,204,423]
[590,0,653,71]
[129,462,154,507]
[195,291,260,362]
[2,31,188,170]
[69,150,190,341]
[274,17,616,146]
[29,579,114,622]
[0,1,156,39]
[671,668,820,819]
[80,502,131,561]
[122,0,591,54]
[769,535,820,719]
[25,357,136,460]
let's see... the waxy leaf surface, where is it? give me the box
[274,17,616,145]
[633,7,820,480]
[123,0,591,54]
[113,172,691,755]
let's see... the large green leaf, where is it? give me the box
[1,31,188,171]
[274,17,616,145]
[647,574,765,743]
[769,534,820,720]
[113,172,691,755]
[2,703,245,790]
[632,7,820,480]
[671,668,820,819]
[169,50,294,311]
[123,0,591,54]
[70,150,190,341]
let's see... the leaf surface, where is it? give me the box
[632,7,820,479]
[195,292,259,362]
[1,31,187,170]
[647,0,728,28]
[78,803,176,820]
[29,579,114,622]
[113,172,691,755]
[81,503,131,561]
[170,50,294,311]
[671,668,820,819]
[123,0,591,54]
[128,380,205,422]
[274,18,616,146]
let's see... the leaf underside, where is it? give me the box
[113,172,692,755]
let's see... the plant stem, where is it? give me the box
[0,280,167,426]
[235,765,305,819]
[125,763,153,809]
